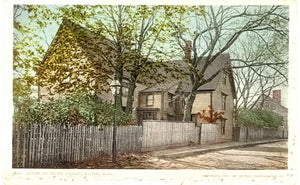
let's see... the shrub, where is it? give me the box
[198,105,224,123]
[237,108,283,128]
[13,93,132,126]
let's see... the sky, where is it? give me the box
[13,5,290,108]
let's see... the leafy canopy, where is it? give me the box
[13,5,60,103]
[237,108,283,128]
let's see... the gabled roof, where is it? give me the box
[254,95,288,110]
[40,18,107,66]
[141,54,237,98]
[181,54,232,91]
[140,81,178,93]
[39,19,236,99]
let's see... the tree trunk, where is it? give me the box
[115,71,123,111]
[125,79,137,114]
[182,92,196,122]
[174,95,183,121]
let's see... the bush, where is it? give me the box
[237,108,283,128]
[13,93,132,126]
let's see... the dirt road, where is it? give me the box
[54,141,287,169]
[164,141,288,169]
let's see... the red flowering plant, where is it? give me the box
[198,105,224,123]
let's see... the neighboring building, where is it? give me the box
[38,19,236,141]
[254,90,288,128]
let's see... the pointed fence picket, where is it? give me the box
[14,120,262,168]
[12,124,143,168]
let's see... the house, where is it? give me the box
[137,53,236,141]
[38,18,147,111]
[253,90,288,128]
[38,19,236,141]
[38,18,112,100]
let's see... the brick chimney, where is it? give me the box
[273,90,281,104]
[184,40,192,59]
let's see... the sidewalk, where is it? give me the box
[150,139,287,159]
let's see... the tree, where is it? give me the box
[231,9,288,109]
[237,108,283,128]
[38,18,112,97]
[13,5,59,107]
[39,5,178,113]
[117,5,176,114]
[86,5,174,113]
[232,34,288,110]
[167,5,288,121]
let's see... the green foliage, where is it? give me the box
[237,108,283,128]
[13,93,132,126]
[13,5,58,100]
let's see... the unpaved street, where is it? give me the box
[158,141,288,169]
[53,141,288,169]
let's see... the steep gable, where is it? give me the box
[38,19,114,95]
[143,54,236,99]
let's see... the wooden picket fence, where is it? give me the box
[141,121,200,151]
[14,121,263,168]
[12,124,142,168]
[233,126,288,142]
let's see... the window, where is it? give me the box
[222,93,227,110]
[146,94,154,106]
[222,72,227,85]
[221,120,226,134]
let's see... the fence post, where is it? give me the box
[198,123,202,145]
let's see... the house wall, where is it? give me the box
[212,72,235,141]
[191,92,211,114]
[97,78,143,108]
[137,92,163,121]
[138,92,162,109]
[132,83,148,119]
